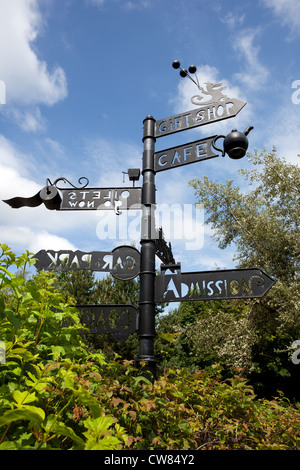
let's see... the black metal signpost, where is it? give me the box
[3,61,275,380]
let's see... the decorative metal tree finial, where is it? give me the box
[172,60,200,90]
[171,60,246,113]
[46,176,89,190]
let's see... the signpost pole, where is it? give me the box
[137,115,157,380]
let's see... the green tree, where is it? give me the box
[186,149,300,399]
[0,244,129,450]
[189,149,299,281]
[54,270,100,304]
[156,299,250,375]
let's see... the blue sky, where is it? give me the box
[0,0,299,281]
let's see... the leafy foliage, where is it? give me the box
[186,150,300,399]
[189,149,299,281]
[0,244,300,450]
[156,300,251,373]
[0,244,124,449]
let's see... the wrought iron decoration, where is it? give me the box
[155,228,176,266]
[3,177,89,210]
[155,60,248,139]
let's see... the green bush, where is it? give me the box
[0,245,299,450]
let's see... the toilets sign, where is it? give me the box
[60,187,142,213]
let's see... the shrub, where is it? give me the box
[0,245,299,450]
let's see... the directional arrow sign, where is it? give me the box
[154,135,218,172]
[155,97,246,138]
[59,187,142,213]
[3,186,142,213]
[76,304,138,342]
[155,267,275,303]
[32,246,140,280]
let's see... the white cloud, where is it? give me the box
[0,225,77,254]
[86,0,106,7]
[264,105,300,165]
[0,0,67,129]
[82,137,142,187]
[0,79,5,104]
[44,138,65,157]
[171,64,220,114]
[86,0,150,9]
[0,135,40,194]
[218,16,299,166]
[232,28,269,90]
[124,0,151,10]
[220,12,270,92]
[0,134,141,255]
[3,106,47,133]
[222,12,245,29]
[0,134,82,253]
[262,0,300,38]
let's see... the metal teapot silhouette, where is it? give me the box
[213,126,254,159]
